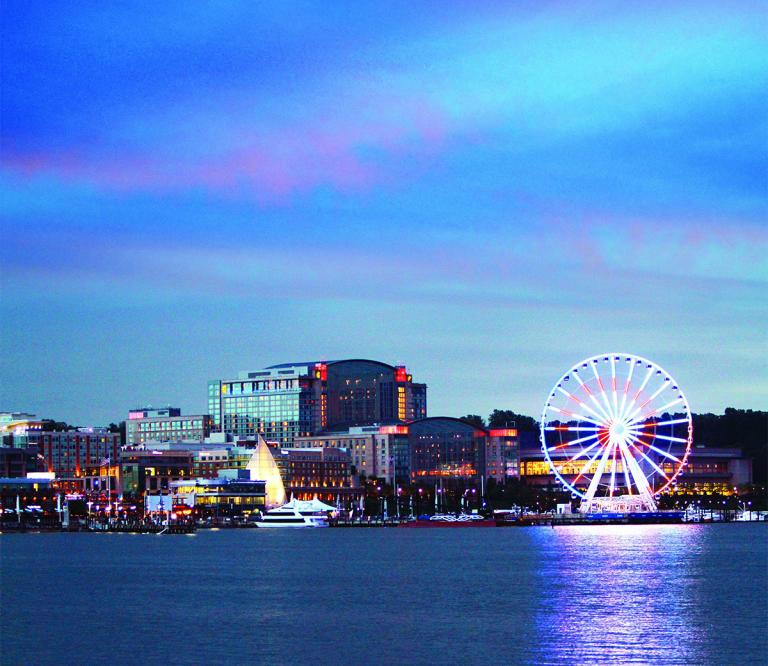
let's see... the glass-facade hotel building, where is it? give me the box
[208,359,427,447]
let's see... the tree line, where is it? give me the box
[460,408,767,483]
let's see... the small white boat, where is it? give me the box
[429,513,486,523]
[256,498,334,528]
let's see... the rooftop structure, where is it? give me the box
[127,407,181,419]
[208,358,427,447]
[125,409,211,445]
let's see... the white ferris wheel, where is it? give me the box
[540,354,693,513]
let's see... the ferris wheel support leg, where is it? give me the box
[579,443,613,513]
[641,493,658,512]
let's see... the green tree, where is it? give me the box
[41,419,77,432]
[460,414,486,428]
[108,421,127,444]
[488,410,537,431]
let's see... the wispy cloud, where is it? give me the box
[3,2,765,205]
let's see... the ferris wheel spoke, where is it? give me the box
[610,358,620,420]
[622,365,655,423]
[644,443,682,464]
[546,405,603,427]
[571,442,610,485]
[583,439,614,502]
[631,417,689,429]
[563,436,605,464]
[626,379,671,423]
[591,362,616,421]
[626,436,670,480]
[573,373,613,422]
[608,442,618,496]
[617,444,634,494]
[654,397,684,416]
[617,438,657,496]
[627,397,685,427]
[556,387,608,424]
[618,359,636,422]
[627,430,687,445]
[626,431,680,471]
[585,391,612,423]
[547,432,600,450]
[545,426,602,432]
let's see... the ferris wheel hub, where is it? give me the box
[610,422,626,438]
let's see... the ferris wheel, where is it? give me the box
[540,354,693,513]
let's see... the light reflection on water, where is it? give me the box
[0,524,766,665]
[531,525,703,665]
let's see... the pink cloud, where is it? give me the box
[1,90,449,202]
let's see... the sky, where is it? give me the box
[1,1,766,425]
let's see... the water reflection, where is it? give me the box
[531,525,704,665]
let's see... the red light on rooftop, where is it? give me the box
[395,366,408,382]
[489,428,518,437]
[379,425,408,435]
[314,363,328,381]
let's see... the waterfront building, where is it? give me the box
[195,448,229,473]
[483,428,520,481]
[207,359,427,447]
[666,447,752,495]
[28,428,121,479]
[403,418,519,486]
[0,446,45,477]
[519,443,753,496]
[409,417,486,483]
[83,449,194,498]
[0,412,44,447]
[295,419,519,486]
[277,446,360,505]
[170,477,266,516]
[125,407,212,445]
[294,425,406,483]
[81,462,119,499]
[132,439,258,479]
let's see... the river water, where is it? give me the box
[1,524,766,665]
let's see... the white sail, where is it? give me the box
[246,437,286,508]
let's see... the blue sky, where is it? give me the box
[2,1,766,425]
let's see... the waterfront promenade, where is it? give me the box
[1,509,765,534]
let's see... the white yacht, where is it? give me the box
[256,498,334,528]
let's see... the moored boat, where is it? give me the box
[255,498,334,528]
[399,513,496,528]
